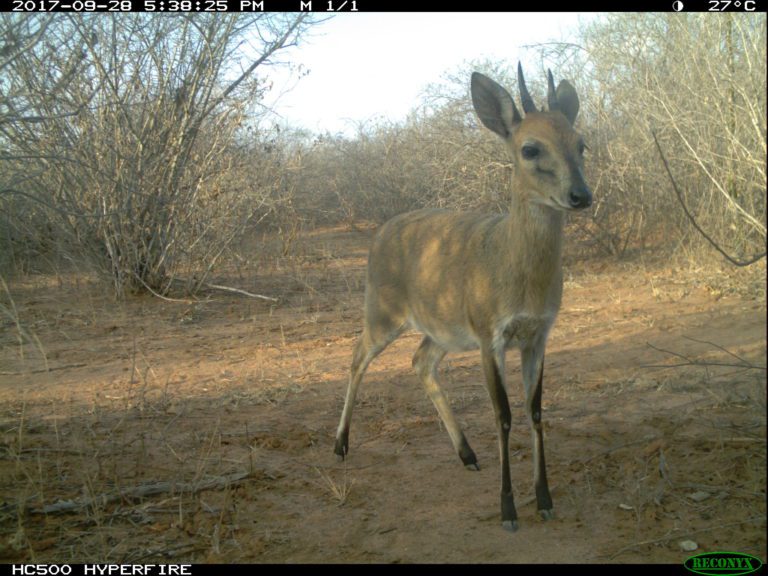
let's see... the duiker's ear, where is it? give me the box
[471,72,521,139]
[555,80,579,125]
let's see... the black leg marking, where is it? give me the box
[334,430,349,460]
[459,436,480,470]
[532,360,553,517]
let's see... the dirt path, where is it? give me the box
[1,228,765,563]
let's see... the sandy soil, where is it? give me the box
[1,226,765,564]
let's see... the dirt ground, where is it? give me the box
[1,226,766,564]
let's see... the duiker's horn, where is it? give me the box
[547,69,559,111]
[517,62,537,114]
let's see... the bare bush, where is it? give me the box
[0,14,314,296]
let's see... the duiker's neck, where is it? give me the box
[508,191,564,245]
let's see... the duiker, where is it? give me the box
[334,63,591,531]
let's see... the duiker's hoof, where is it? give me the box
[333,438,348,461]
[502,520,519,532]
[539,509,554,521]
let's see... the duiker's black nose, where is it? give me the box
[568,186,592,209]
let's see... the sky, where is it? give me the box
[261,13,597,137]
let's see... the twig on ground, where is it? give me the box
[204,283,279,302]
[28,470,258,515]
[0,362,87,375]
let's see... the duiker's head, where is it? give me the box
[471,63,592,211]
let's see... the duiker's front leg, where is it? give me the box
[521,342,553,519]
[480,345,518,531]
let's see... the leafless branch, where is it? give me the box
[642,340,766,371]
[651,130,766,267]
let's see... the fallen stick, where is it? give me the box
[204,283,279,302]
[30,470,256,515]
[0,362,87,376]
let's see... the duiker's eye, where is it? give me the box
[578,140,588,155]
[521,145,539,160]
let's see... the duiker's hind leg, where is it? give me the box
[413,337,479,470]
[334,320,405,459]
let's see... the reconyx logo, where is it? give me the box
[685,552,763,576]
